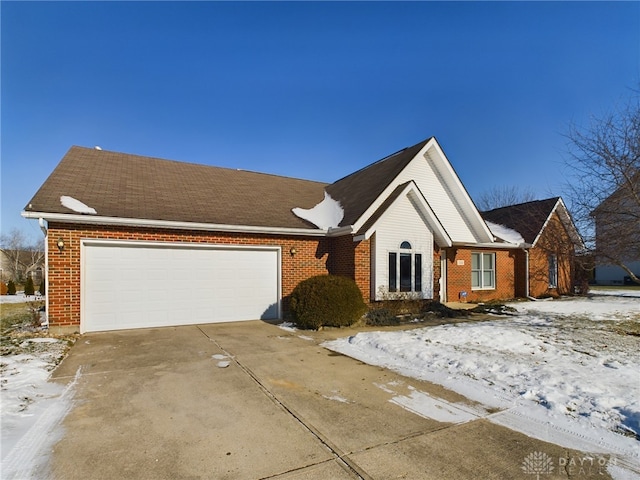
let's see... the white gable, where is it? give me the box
[371,193,434,300]
[353,138,494,244]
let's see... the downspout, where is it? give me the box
[39,218,49,328]
[524,247,537,301]
[38,218,48,236]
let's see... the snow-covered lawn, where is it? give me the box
[0,293,44,304]
[1,294,78,479]
[324,291,640,479]
[1,291,638,478]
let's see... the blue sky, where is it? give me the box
[2,1,639,242]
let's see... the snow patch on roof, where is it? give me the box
[60,196,97,215]
[292,192,344,229]
[486,220,525,245]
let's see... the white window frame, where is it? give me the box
[471,252,495,290]
[388,241,423,294]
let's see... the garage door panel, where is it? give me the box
[83,243,280,332]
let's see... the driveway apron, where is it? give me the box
[48,321,608,479]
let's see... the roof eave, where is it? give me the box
[451,241,530,249]
[21,211,330,237]
[354,181,453,248]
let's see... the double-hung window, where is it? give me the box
[471,252,495,289]
[389,241,422,293]
[548,254,558,288]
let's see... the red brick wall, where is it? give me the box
[444,247,517,302]
[528,213,576,297]
[327,235,371,303]
[45,223,336,328]
[433,244,442,301]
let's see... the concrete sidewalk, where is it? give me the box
[48,321,608,479]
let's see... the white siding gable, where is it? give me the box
[372,193,434,300]
[396,154,478,243]
[352,138,493,245]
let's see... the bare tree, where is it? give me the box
[0,228,45,283]
[476,185,537,211]
[563,88,640,284]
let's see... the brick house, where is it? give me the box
[23,137,581,333]
[481,198,584,298]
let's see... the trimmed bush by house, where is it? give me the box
[289,275,367,330]
[7,280,16,295]
[40,279,46,296]
[0,281,7,295]
[365,308,400,326]
[24,277,35,296]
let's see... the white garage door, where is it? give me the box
[82,241,280,333]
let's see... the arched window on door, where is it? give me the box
[389,241,422,293]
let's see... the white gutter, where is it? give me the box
[451,241,529,250]
[327,225,354,237]
[22,211,331,237]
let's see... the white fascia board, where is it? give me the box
[422,139,495,243]
[326,225,354,237]
[531,200,557,247]
[350,151,426,236]
[452,241,530,249]
[533,198,585,249]
[361,182,453,247]
[557,198,586,249]
[21,211,329,237]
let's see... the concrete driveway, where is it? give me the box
[49,321,605,479]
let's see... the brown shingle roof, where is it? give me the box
[24,146,328,229]
[481,197,560,244]
[327,138,432,226]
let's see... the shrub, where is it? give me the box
[289,275,367,330]
[365,308,400,326]
[375,286,426,316]
[24,277,35,296]
[0,281,7,295]
[39,279,46,296]
[7,280,16,295]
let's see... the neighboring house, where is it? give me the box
[481,198,584,298]
[0,249,44,285]
[591,173,640,285]
[23,138,579,333]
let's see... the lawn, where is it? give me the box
[324,290,640,479]
[1,301,40,332]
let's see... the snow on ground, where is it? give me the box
[1,296,79,479]
[0,293,43,304]
[1,342,80,479]
[324,292,640,478]
[589,289,640,298]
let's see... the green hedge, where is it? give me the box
[24,277,35,296]
[289,275,367,330]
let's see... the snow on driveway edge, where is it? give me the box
[1,367,82,480]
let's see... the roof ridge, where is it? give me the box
[481,196,560,214]
[329,137,432,185]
